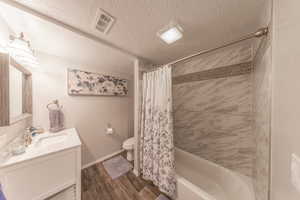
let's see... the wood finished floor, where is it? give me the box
[81,154,168,200]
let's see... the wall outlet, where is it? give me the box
[291,153,300,192]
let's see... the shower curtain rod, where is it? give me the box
[165,27,269,66]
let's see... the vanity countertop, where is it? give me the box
[0,128,81,168]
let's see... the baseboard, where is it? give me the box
[82,149,125,169]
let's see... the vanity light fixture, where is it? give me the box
[0,44,7,53]
[7,32,39,68]
[157,21,183,44]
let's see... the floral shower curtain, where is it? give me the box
[140,65,176,198]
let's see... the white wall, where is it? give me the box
[0,12,134,167]
[271,0,300,199]
[32,52,134,166]
[0,15,11,49]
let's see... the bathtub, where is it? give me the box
[175,148,255,200]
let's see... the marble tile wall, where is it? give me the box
[252,33,272,200]
[172,42,255,177]
[173,62,252,85]
[172,42,252,77]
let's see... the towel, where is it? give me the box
[0,184,6,200]
[49,108,64,133]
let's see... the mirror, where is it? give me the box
[9,65,23,120]
[0,53,32,126]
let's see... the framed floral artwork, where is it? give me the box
[68,69,128,96]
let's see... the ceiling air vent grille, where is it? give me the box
[94,9,115,34]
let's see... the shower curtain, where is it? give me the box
[140,65,176,198]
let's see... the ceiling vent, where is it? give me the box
[93,9,115,34]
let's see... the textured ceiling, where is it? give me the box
[0,0,270,73]
[0,2,135,76]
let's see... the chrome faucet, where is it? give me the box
[23,126,45,146]
[24,127,33,147]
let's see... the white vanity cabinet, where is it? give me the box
[0,128,81,200]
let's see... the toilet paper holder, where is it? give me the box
[106,123,114,135]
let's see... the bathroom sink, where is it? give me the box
[35,132,68,148]
[0,128,81,169]
[0,128,82,200]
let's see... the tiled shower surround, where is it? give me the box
[172,40,271,200]
[172,43,255,177]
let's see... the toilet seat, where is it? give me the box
[123,137,135,150]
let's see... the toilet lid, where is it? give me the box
[123,137,135,148]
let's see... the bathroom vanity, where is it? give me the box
[0,128,81,200]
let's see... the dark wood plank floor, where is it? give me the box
[81,154,168,200]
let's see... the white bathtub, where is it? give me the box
[175,148,255,200]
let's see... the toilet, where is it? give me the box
[122,137,135,161]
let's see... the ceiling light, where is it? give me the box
[7,33,39,68]
[157,22,183,44]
